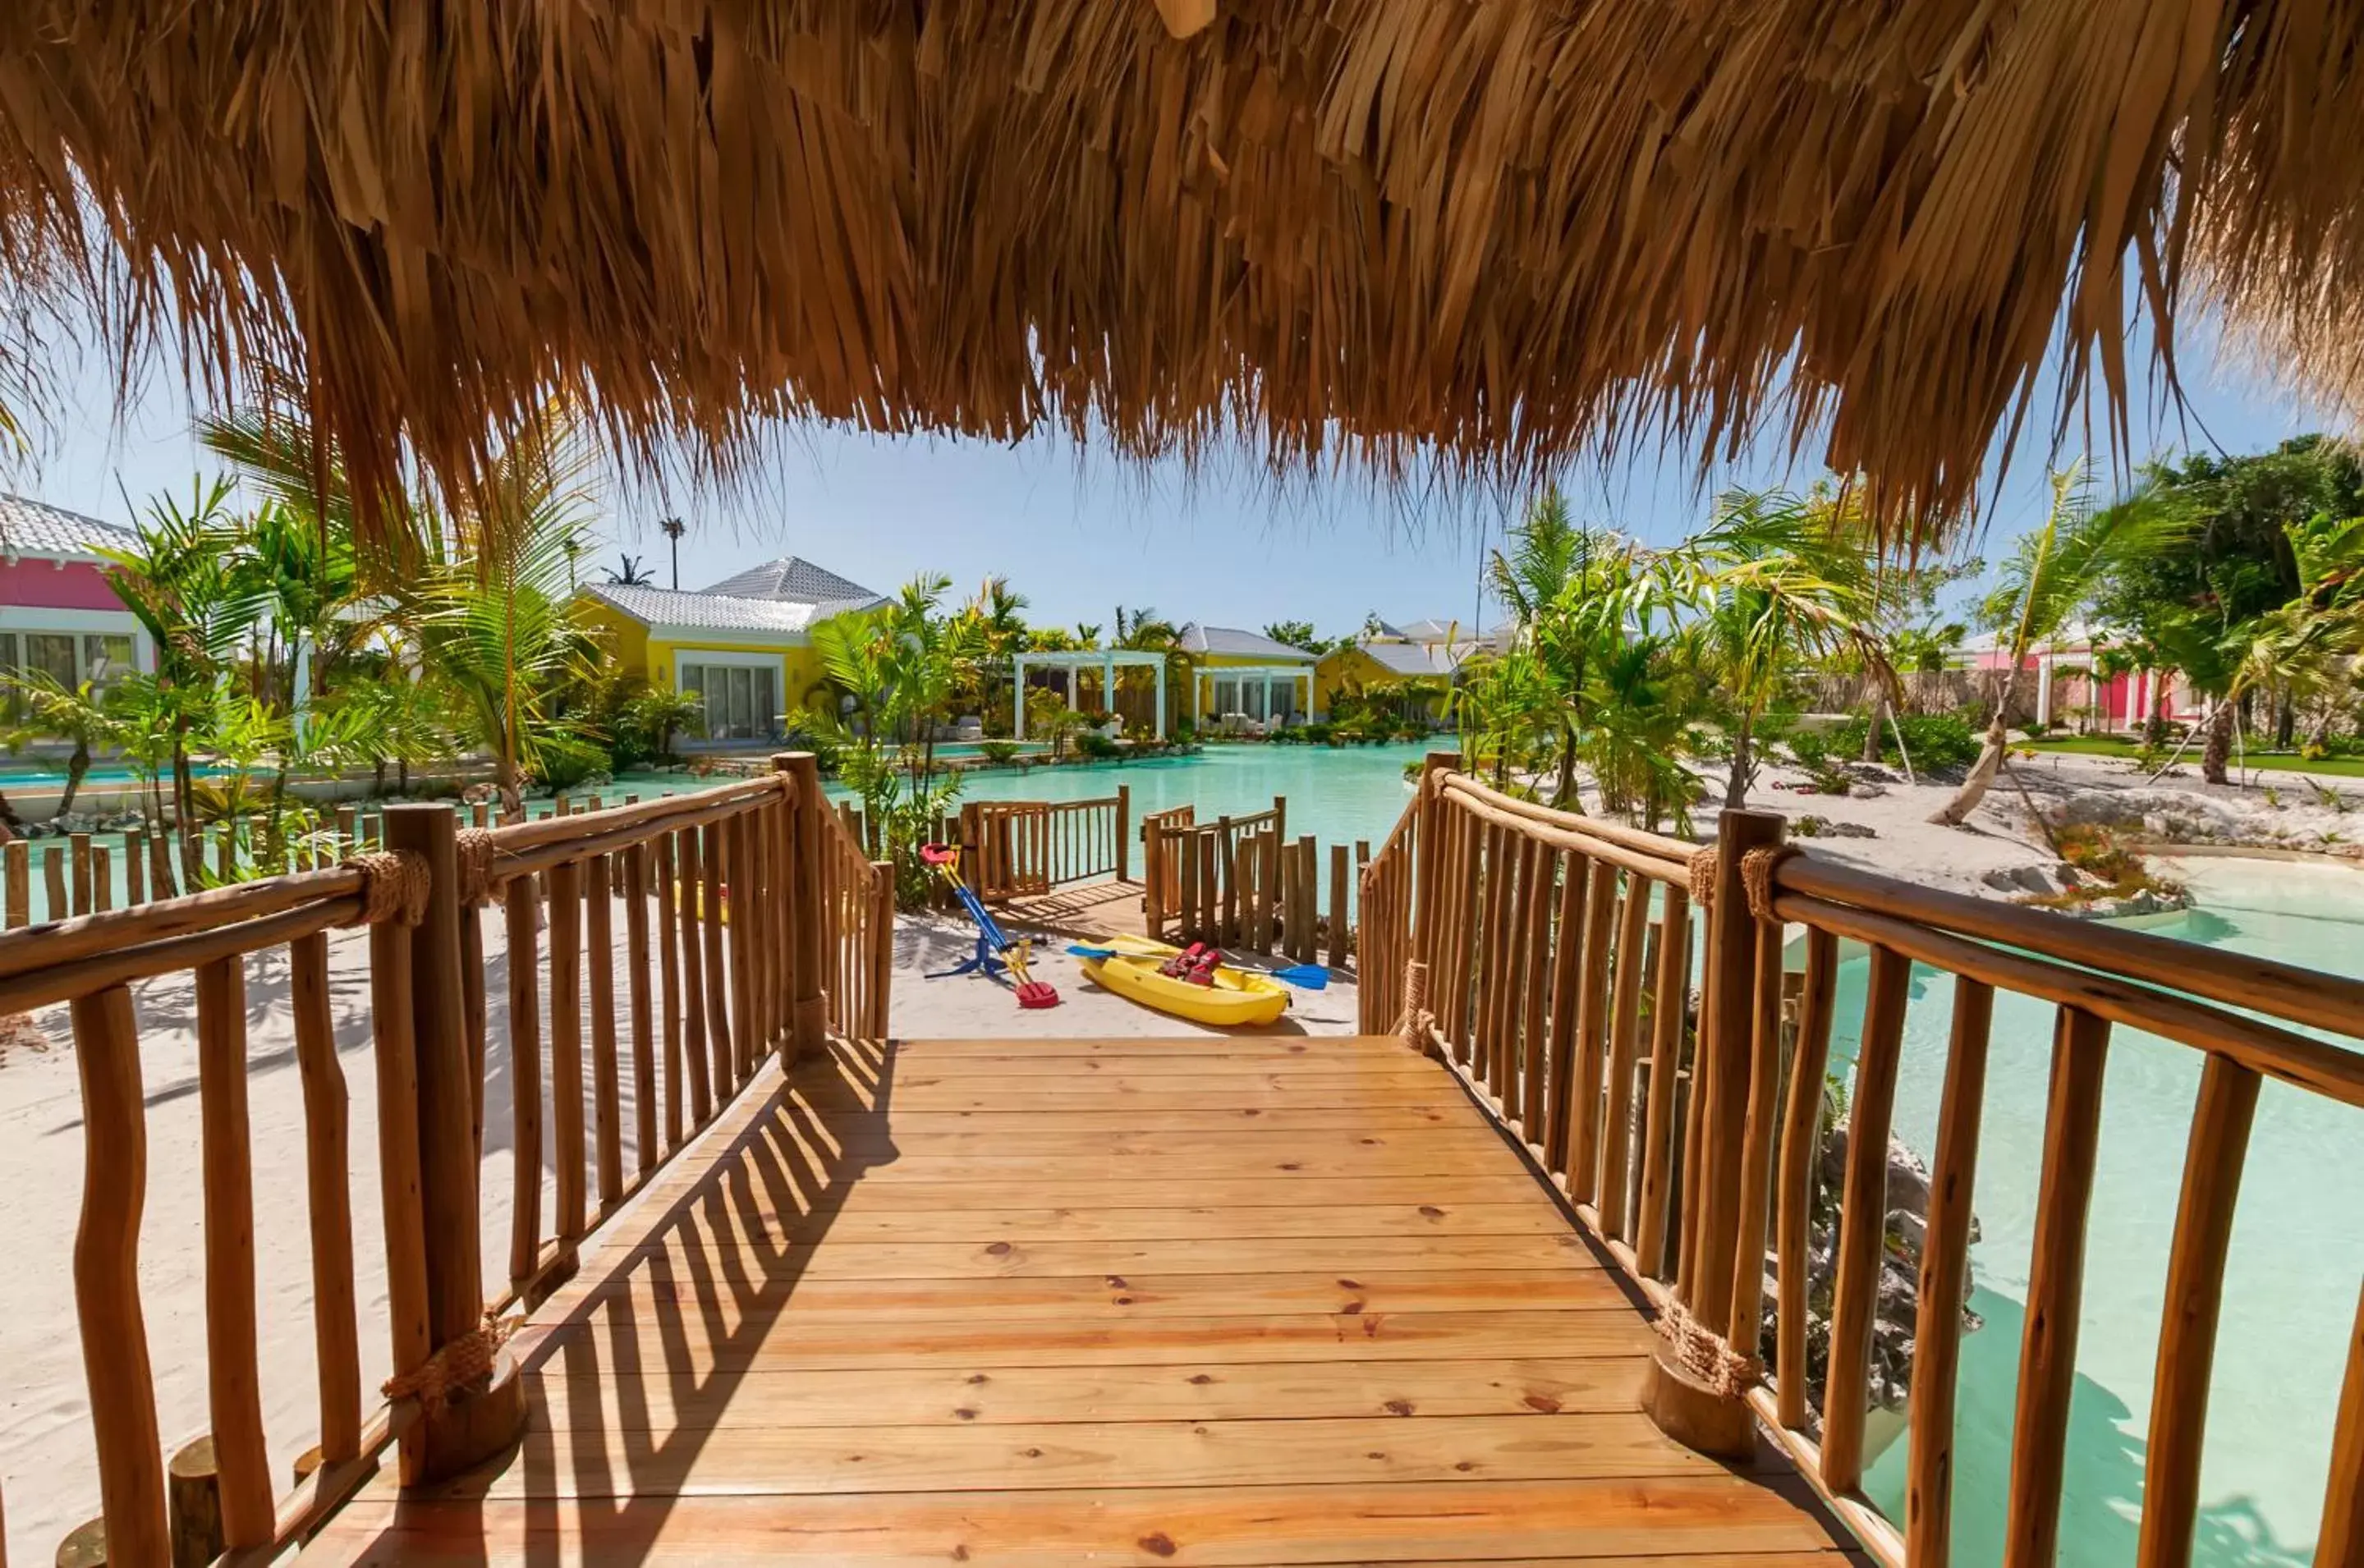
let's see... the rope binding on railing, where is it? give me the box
[1654,1295,1760,1396]
[1396,958,1435,1054]
[382,1311,521,1410]
[342,850,432,928]
[1740,845,1800,924]
[454,828,503,907]
[1687,846,1719,905]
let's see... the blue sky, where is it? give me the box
[7,325,2333,639]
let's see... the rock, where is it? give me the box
[1795,815,1877,840]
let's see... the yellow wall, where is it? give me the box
[1315,646,1448,718]
[572,595,830,717]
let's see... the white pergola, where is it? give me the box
[1011,648,1168,740]
[1194,663,1315,727]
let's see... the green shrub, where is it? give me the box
[1076,731,1120,759]
[1830,712,1982,772]
[1782,729,1852,795]
[533,734,611,793]
[1298,722,1333,745]
[979,740,1021,764]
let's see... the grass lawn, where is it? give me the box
[2025,735,2364,777]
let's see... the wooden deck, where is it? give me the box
[999,875,1150,938]
[300,1034,1860,1566]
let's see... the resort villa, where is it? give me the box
[1951,623,2207,731]
[0,494,151,696]
[1178,622,1317,729]
[574,557,886,742]
[1315,617,1498,719]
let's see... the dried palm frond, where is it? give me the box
[0,1,2347,545]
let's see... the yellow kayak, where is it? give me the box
[1077,942,1291,1029]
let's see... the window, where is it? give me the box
[84,635,134,685]
[1214,677,1239,717]
[26,633,76,687]
[677,659,779,741]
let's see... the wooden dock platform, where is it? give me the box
[298,1034,1860,1566]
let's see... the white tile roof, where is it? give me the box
[587,583,834,635]
[1352,640,1457,677]
[1178,623,1318,660]
[0,494,135,560]
[700,556,886,614]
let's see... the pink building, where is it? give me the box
[0,493,154,692]
[1957,623,2204,730]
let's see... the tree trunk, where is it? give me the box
[1724,715,1754,809]
[56,741,90,818]
[1861,696,1886,763]
[2201,700,2235,785]
[2144,698,2169,747]
[1554,722,1581,810]
[2275,691,2296,750]
[1930,714,2012,824]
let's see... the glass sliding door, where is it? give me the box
[678,659,782,740]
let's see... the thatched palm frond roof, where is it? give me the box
[0,1,2349,539]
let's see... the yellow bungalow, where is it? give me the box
[1177,623,1318,729]
[575,557,886,744]
[1313,618,1488,721]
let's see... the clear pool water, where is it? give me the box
[2,743,1434,924]
[1831,855,2364,1566]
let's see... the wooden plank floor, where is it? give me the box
[301,1035,1861,1566]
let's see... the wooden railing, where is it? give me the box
[7,753,871,1566]
[962,788,1130,901]
[1360,752,2364,1568]
[1137,804,1194,918]
[1144,797,1364,966]
[819,800,893,1040]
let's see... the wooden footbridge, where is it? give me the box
[9,754,2362,1566]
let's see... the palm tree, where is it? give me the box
[1113,605,1182,727]
[395,404,601,812]
[2,676,114,817]
[1932,465,2178,823]
[1687,487,1888,808]
[607,552,655,585]
[659,517,686,589]
[94,479,268,887]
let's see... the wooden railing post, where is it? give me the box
[1410,751,1457,973]
[775,754,829,1061]
[870,860,895,1038]
[1644,806,1783,1460]
[1110,785,1130,883]
[1141,823,1165,938]
[382,802,524,1482]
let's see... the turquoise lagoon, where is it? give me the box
[1835,855,2363,1566]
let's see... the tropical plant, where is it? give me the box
[811,574,978,903]
[1,676,115,817]
[1933,465,2181,822]
[606,552,655,585]
[393,405,603,811]
[623,684,708,764]
[94,479,269,887]
[1666,484,1895,806]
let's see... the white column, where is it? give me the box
[291,639,312,746]
[2137,668,2155,724]
[1067,666,1078,711]
[2036,652,2054,726]
[1104,652,1116,727]
[1154,657,1167,738]
[1012,655,1026,740]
